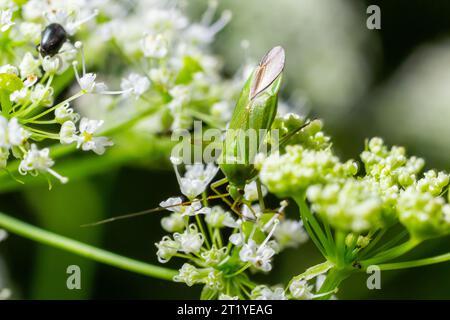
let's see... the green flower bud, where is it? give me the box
[398,187,450,240]
[307,179,386,233]
[260,145,348,197]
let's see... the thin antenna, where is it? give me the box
[81,194,229,227]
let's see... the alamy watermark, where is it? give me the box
[367,5,381,30]
[366,265,381,290]
[66,265,81,290]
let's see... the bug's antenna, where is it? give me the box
[278,120,312,148]
[81,194,229,227]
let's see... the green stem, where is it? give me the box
[294,194,331,257]
[286,260,334,292]
[316,267,352,299]
[377,252,450,271]
[0,212,177,281]
[360,238,420,267]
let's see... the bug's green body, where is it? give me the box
[218,47,285,200]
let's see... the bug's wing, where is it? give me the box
[250,46,285,100]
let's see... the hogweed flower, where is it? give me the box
[0,9,14,32]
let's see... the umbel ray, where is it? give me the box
[83,46,311,227]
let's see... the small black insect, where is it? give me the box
[38,23,67,57]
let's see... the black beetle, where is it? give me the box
[38,23,68,57]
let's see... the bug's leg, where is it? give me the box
[239,198,259,222]
[211,177,233,207]
[230,196,246,219]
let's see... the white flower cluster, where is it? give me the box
[0,1,124,184]
[79,0,240,133]
[156,160,309,299]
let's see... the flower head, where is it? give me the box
[160,197,210,217]
[171,161,219,199]
[155,235,180,263]
[173,224,204,254]
[76,118,113,155]
[19,144,67,184]
[251,285,287,300]
[120,73,150,98]
[0,9,14,32]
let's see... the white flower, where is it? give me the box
[173,224,204,254]
[76,118,113,155]
[149,68,171,86]
[244,181,268,202]
[155,235,180,263]
[159,197,210,216]
[19,52,41,78]
[120,73,150,98]
[205,269,223,290]
[55,103,79,124]
[252,285,287,300]
[7,118,30,146]
[22,0,47,21]
[184,9,232,44]
[201,246,227,266]
[289,279,314,300]
[59,121,77,144]
[19,144,68,183]
[10,88,28,104]
[8,118,30,145]
[19,22,41,42]
[172,161,219,199]
[0,9,14,32]
[273,219,309,249]
[173,263,200,286]
[30,84,53,106]
[56,42,77,73]
[169,85,190,105]
[239,220,279,272]
[78,73,107,93]
[42,56,60,74]
[141,33,169,58]
[161,212,185,233]
[239,239,276,272]
[229,219,245,246]
[219,294,239,300]
[23,74,38,87]
[0,64,17,75]
[205,206,237,228]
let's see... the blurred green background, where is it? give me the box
[2,0,450,299]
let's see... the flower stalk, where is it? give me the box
[0,212,177,281]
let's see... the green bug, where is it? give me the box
[213,46,285,212]
[83,46,292,226]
